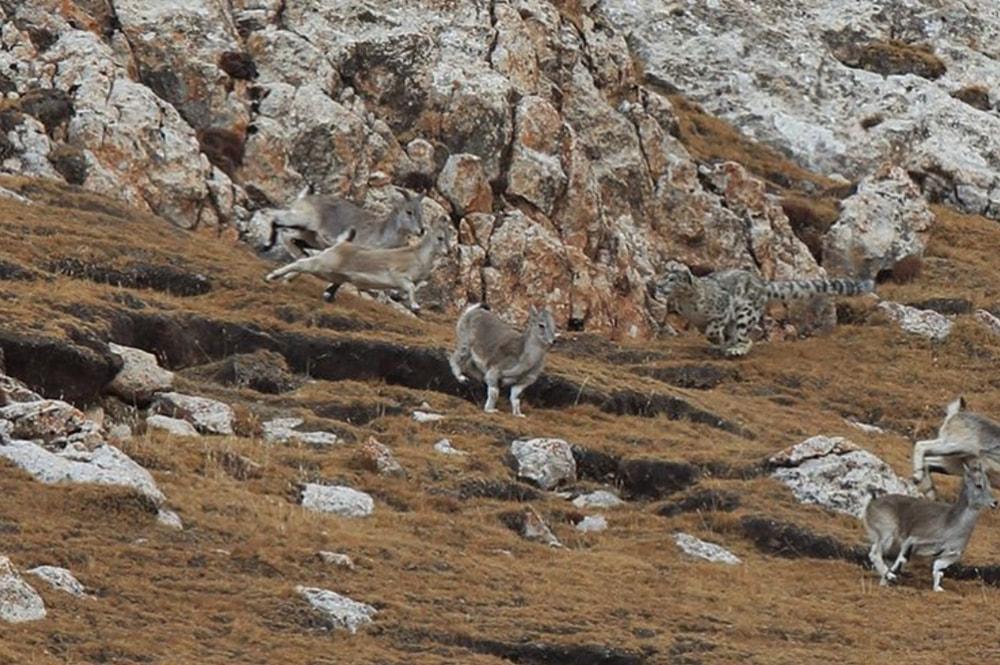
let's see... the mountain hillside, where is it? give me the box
[1,1,1000,664]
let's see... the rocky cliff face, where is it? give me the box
[602,0,1000,219]
[0,0,967,337]
[0,0,835,338]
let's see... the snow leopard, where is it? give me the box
[647,264,875,357]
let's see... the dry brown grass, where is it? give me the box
[0,175,999,664]
[950,84,993,112]
[840,40,947,80]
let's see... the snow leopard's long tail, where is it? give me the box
[765,278,875,300]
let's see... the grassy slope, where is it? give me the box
[0,170,998,665]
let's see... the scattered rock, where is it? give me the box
[0,440,166,505]
[433,438,467,456]
[300,484,374,518]
[571,490,625,509]
[975,309,1000,337]
[26,566,87,597]
[823,164,935,279]
[878,301,953,342]
[616,459,699,500]
[769,435,916,518]
[0,399,103,450]
[318,551,356,570]
[150,392,235,435]
[0,375,38,404]
[106,343,173,404]
[673,533,741,565]
[261,418,340,447]
[510,438,577,491]
[907,298,974,316]
[845,418,885,435]
[412,410,444,423]
[145,414,200,438]
[356,437,405,478]
[518,506,562,547]
[296,586,376,634]
[0,556,46,623]
[156,508,184,530]
[575,515,608,533]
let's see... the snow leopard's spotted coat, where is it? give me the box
[647,265,875,357]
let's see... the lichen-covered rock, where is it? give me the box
[975,309,1000,337]
[145,415,200,438]
[433,439,467,456]
[576,515,608,533]
[261,417,339,447]
[519,506,562,547]
[436,153,492,216]
[878,301,953,341]
[0,439,166,505]
[356,437,405,478]
[26,565,87,597]
[770,435,917,518]
[150,392,234,435]
[507,96,566,215]
[510,438,577,491]
[823,165,935,279]
[296,586,376,634]
[0,399,103,450]
[0,556,46,623]
[571,490,625,509]
[300,484,374,518]
[318,551,356,570]
[106,343,173,404]
[673,533,741,565]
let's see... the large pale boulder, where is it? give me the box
[296,587,376,634]
[27,566,87,598]
[770,436,917,518]
[300,484,374,518]
[145,415,200,438]
[878,301,953,342]
[673,533,741,565]
[150,392,234,435]
[0,440,166,505]
[510,438,577,491]
[0,399,102,451]
[261,418,339,447]
[106,343,173,405]
[823,164,936,279]
[0,557,46,623]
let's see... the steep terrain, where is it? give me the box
[2,0,1000,663]
[0,175,999,663]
